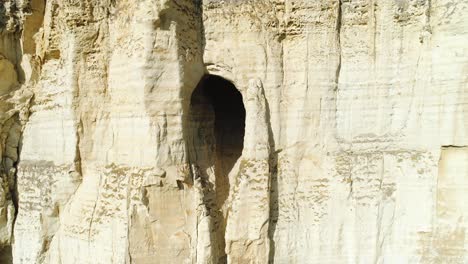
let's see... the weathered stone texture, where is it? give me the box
[0,0,466,263]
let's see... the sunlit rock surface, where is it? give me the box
[0,0,467,263]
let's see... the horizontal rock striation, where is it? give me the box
[0,0,466,263]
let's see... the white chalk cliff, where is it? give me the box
[0,0,467,263]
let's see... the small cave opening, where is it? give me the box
[204,75,245,167]
[190,74,245,193]
[189,74,245,261]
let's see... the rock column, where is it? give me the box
[225,79,271,263]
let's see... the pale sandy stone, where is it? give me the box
[0,0,466,263]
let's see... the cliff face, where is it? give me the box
[0,0,467,263]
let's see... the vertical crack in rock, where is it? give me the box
[333,0,343,139]
[336,0,343,89]
[422,0,432,43]
[371,0,377,63]
[74,119,83,177]
[87,175,102,245]
[0,114,22,264]
[267,97,278,264]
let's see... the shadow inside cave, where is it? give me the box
[189,74,245,262]
[190,74,245,208]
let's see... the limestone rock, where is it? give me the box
[0,55,17,96]
[0,0,467,263]
[225,79,271,263]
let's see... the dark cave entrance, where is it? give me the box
[203,75,245,165]
[190,74,245,187]
[189,74,245,261]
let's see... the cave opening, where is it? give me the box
[190,74,245,191]
[189,74,245,261]
[204,75,245,167]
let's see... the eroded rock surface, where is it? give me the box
[0,0,467,263]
